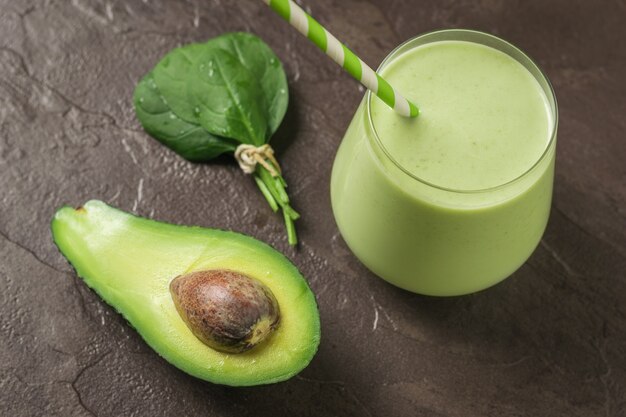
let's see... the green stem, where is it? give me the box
[254,175,278,212]
[273,176,290,204]
[283,209,297,246]
[282,204,300,221]
[257,164,282,204]
[272,178,299,219]
[255,163,299,245]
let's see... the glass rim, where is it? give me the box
[365,29,559,194]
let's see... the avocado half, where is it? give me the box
[51,200,320,386]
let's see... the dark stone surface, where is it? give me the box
[1,0,625,415]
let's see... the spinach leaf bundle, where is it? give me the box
[133,32,299,244]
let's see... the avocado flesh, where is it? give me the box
[51,200,320,386]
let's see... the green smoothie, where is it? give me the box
[331,30,557,296]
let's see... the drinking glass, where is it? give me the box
[330,30,558,296]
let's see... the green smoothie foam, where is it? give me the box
[371,40,552,191]
[331,32,557,295]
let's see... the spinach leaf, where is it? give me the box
[134,33,298,245]
[209,32,288,136]
[151,43,207,125]
[188,48,269,146]
[152,33,288,143]
[133,72,237,161]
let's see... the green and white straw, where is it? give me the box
[263,0,419,118]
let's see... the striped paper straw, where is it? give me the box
[263,0,419,118]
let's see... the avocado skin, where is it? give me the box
[51,200,320,386]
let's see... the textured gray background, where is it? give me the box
[1,0,625,416]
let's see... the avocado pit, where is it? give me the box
[170,270,280,353]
